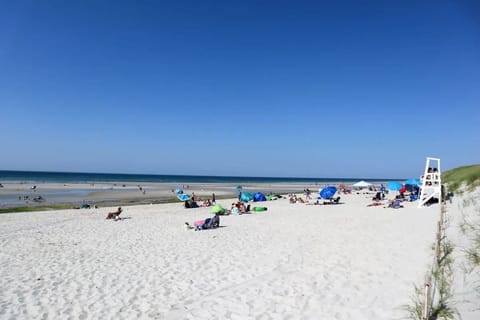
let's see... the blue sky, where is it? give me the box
[1,0,479,178]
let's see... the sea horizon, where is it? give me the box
[0,170,405,184]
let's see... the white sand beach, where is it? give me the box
[0,191,476,319]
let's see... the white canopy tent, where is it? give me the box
[353,180,372,188]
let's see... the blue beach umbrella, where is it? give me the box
[405,184,420,193]
[386,181,402,191]
[177,194,191,201]
[320,186,337,199]
[240,192,254,202]
[405,179,421,186]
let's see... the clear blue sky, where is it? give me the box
[1,0,479,178]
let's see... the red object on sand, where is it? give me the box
[194,219,205,227]
[399,185,407,193]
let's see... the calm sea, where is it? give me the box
[0,170,393,184]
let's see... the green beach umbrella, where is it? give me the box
[210,204,226,214]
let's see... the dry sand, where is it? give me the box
[1,191,477,319]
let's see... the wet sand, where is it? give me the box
[0,181,334,209]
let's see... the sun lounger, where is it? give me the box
[323,196,341,205]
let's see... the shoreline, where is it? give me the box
[0,180,388,212]
[0,181,368,211]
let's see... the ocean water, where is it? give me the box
[0,170,392,184]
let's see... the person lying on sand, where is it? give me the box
[106,207,122,220]
[185,214,220,231]
[367,202,384,207]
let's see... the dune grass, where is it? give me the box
[442,164,480,193]
[403,238,459,320]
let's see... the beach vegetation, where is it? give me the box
[442,164,480,194]
[458,195,480,307]
[401,284,424,320]
[402,238,459,319]
[431,240,459,320]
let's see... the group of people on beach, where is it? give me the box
[184,193,216,209]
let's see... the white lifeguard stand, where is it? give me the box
[418,157,441,207]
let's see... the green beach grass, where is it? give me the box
[442,164,480,193]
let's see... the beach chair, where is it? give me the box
[323,196,341,205]
[194,215,220,231]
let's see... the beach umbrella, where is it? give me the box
[353,180,372,188]
[405,184,420,193]
[175,188,183,195]
[253,192,267,202]
[177,194,191,201]
[320,186,337,199]
[405,179,421,186]
[386,181,402,191]
[210,204,226,214]
[240,192,254,202]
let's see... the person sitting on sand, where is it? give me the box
[229,202,240,215]
[386,199,403,209]
[228,201,251,215]
[185,214,220,231]
[184,199,199,209]
[296,197,305,203]
[202,199,212,207]
[289,195,297,203]
[106,207,122,220]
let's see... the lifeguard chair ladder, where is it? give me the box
[418,157,441,207]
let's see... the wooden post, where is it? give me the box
[440,209,444,230]
[423,274,432,320]
[441,202,447,225]
[436,231,441,264]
